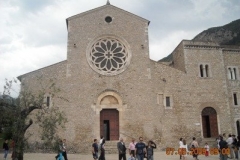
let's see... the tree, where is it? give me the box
[1,78,67,160]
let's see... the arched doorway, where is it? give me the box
[98,94,120,140]
[100,109,119,140]
[201,107,218,138]
[236,120,240,136]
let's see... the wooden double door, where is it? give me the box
[100,109,119,140]
[202,107,218,138]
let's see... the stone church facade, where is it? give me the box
[18,2,240,152]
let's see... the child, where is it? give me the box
[204,142,209,156]
[128,153,136,160]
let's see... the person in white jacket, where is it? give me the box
[180,139,188,160]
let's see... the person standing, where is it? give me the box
[99,139,106,160]
[180,139,188,160]
[128,138,136,158]
[226,134,234,159]
[232,135,238,160]
[219,136,228,160]
[55,139,64,160]
[179,138,183,160]
[3,139,9,160]
[117,137,127,160]
[146,140,156,160]
[11,139,16,160]
[92,139,99,160]
[204,142,209,156]
[135,137,146,160]
[237,135,240,160]
[217,135,221,159]
[191,137,199,160]
[99,135,104,145]
[62,139,68,160]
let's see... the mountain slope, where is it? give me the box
[159,19,240,62]
[193,19,240,45]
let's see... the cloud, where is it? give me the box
[149,30,198,60]
[0,0,239,96]
[0,44,66,96]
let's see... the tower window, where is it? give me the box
[233,93,238,105]
[166,97,170,107]
[205,65,209,77]
[199,63,210,78]
[200,65,204,77]
[46,96,50,107]
[164,95,173,109]
[228,67,238,80]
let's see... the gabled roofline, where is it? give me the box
[17,60,67,82]
[66,4,150,29]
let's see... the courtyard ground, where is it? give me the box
[22,151,220,160]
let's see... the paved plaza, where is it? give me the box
[23,151,220,160]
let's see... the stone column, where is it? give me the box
[203,66,206,77]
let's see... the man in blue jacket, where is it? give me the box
[135,137,146,160]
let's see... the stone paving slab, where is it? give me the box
[23,151,220,160]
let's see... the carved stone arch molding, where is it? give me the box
[91,90,126,139]
[96,91,123,106]
[91,90,125,113]
[198,102,220,114]
[201,107,217,115]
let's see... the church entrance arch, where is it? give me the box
[100,109,119,140]
[96,91,123,141]
[236,120,240,136]
[201,107,218,138]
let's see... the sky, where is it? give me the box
[0,0,240,96]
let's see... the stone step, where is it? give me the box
[102,141,119,154]
[200,138,218,148]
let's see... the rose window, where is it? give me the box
[87,37,131,76]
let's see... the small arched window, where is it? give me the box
[228,67,238,80]
[199,63,211,78]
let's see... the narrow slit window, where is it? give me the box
[228,68,232,79]
[233,68,237,80]
[166,96,170,107]
[233,93,238,105]
[47,96,50,107]
[205,65,209,77]
[200,65,204,77]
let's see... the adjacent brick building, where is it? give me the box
[18,2,240,152]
